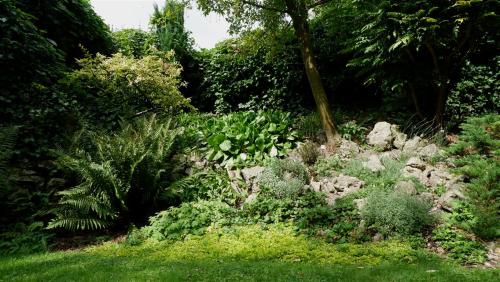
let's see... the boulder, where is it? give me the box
[367,122,394,150]
[338,139,361,159]
[394,180,417,195]
[380,149,402,160]
[405,157,427,170]
[419,144,439,160]
[403,136,426,154]
[331,175,365,194]
[391,125,408,149]
[363,155,385,172]
[419,192,435,203]
[241,166,265,182]
[354,198,368,210]
[402,157,427,180]
[423,167,454,188]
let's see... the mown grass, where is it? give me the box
[0,225,498,282]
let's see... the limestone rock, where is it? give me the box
[331,175,365,194]
[394,180,417,195]
[380,149,402,160]
[363,155,385,172]
[338,139,361,159]
[241,166,265,182]
[354,198,368,211]
[391,125,408,149]
[419,144,439,160]
[402,157,427,180]
[403,136,426,154]
[367,122,394,150]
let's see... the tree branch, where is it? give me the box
[242,0,287,13]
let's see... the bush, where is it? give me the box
[143,200,238,241]
[447,114,499,239]
[338,121,367,142]
[432,225,487,264]
[297,141,320,166]
[196,35,307,113]
[314,155,343,177]
[447,58,500,127]
[167,169,242,206]
[113,29,153,58]
[258,159,309,199]
[361,190,434,237]
[48,115,182,230]
[0,222,53,255]
[196,111,298,167]
[58,52,192,130]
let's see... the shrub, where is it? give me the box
[0,222,53,255]
[112,29,153,58]
[297,141,320,165]
[197,111,298,167]
[314,155,343,177]
[361,190,434,237]
[58,52,192,130]
[48,115,182,230]
[258,159,309,199]
[447,114,499,239]
[143,200,238,241]
[296,112,323,140]
[432,225,487,264]
[338,121,367,142]
[447,58,500,127]
[167,169,242,206]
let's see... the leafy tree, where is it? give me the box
[192,0,341,143]
[113,29,153,58]
[17,0,115,64]
[348,0,499,125]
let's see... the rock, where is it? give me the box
[331,175,364,193]
[394,180,417,195]
[244,193,258,204]
[367,122,394,150]
[373,233,384,242]
[419,192,435,203]
[363,155,385,172]
[241,166,265,182]
[402,157,427,179]
[438,188,465,211]
[354,198,368,210]
[423,167,453,188]
[313,175,364,205]
[338,139,361,159]
[403,136,426,154]
[419,144,439,160]
[380,149,402,160]
[391,125,408,149]
[406,157,427,170]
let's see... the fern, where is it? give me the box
[48,115,182,230]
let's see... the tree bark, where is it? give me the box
[285,0,340,144]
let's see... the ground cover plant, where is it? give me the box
[1,0,499,280]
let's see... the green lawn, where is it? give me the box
[1,225,498,281]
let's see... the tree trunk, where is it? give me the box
[285,0,340,144]
[434,85,448,127]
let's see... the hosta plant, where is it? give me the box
[197,111,298,167]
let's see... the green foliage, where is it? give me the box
[447,58,500,126]
[258,159,309,199]
[296,112,323,140]
[197,111,298,167]
[432,225,487,265]
[59,52,192,129]
[197,36,306,113]
[314,156,343,177]
[48,116,182,230]
[17,0,115,63]
[297,141,320,166]
[0,127,16,189]
[113,29,153,58]
[243,191,326,224]
[448,114,499,157]
[338,121,367,142]
[347,0,499,120]
[0,222,53,255]
[167,169,242,205]
[143,200,238,241]
[447,114,499,239]
[361,190,434,237]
